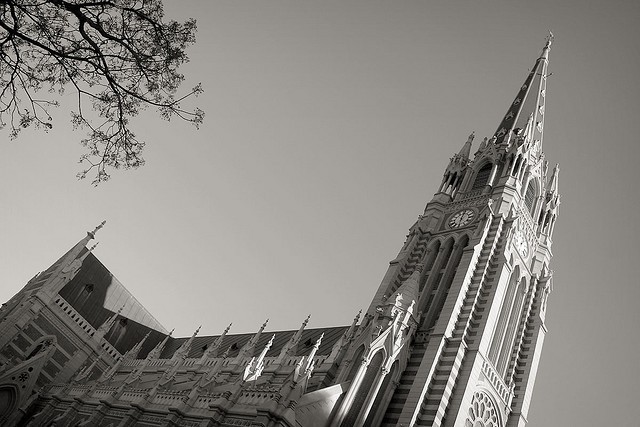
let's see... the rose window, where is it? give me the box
[465,391,500,427]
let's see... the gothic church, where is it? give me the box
[0,37,560,427]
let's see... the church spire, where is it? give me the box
[457,132,474,159]
[493,33,553,147]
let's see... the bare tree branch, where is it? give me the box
[0,0,203,184]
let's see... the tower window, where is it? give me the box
[524,182,536,213]
[471,163,492,190]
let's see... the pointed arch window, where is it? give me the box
[341,351,384,426]
[524,181,536,214]
[471,163,492,191]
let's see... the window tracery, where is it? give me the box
[465,391,501,427]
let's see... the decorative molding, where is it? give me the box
[444,194,490,213]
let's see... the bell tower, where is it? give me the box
[330,35,559,427]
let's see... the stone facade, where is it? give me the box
[0,37,559,427]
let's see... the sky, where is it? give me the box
[1,1,639,425]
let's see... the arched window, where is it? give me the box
[342,351,384,426]
[346,345,366,382]
[489,268,520,364]
[524,181,536,214]
[497,279,527,377]
[364,361,398,425]
[471,163,492,190]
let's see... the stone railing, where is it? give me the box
[54,297,121,360]
[152,390,188,406]
[481,360,514,407]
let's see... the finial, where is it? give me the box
[221,345,232,359]
[169,328,174,336]
[545,31,554,49]
[354,310,362,322]
[313,333,324,350]
[194,325,202,335]
[88,220,106,239]
[303,314,311,327]
[467,131,475,143]
[88,242,99,252]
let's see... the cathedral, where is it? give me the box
[0,37,560,427]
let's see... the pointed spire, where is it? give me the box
[243,334,275,381]
[200,323,232,361]
[77,242,99,264]
[457,132,474,159]
[87,220,106,240]
[146,329,173,360]
[388,265,422,310]
[493,36,553,147]
[546,163,559,194]
[74,356,101,383]
[127,332,150,360]
[236,319,268,361]
[98,333,148,383]
[347,310,361,340]
[172,325,201,361]
[94,304,125,341]
[476,137,488,154]
[278,315,310,360]
[303,333,324,375]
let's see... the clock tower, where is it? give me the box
[329,35,559,426]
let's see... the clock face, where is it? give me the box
[513,230,529,257]
[449,209,475,228]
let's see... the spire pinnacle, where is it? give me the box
[493,36,553,147]
[545,31,554,50]
[303,332,324,374]
[87,221,106,239]
[94,303,125,340]
[457,132,474,159]
[546,163,560,194]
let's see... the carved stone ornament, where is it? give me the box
[465,391,501,427]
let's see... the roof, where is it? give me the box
[157,325,350,360]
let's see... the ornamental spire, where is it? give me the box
[457,132,474,159]
[200,323,232,361]
[171,325,201,362]
[87,220,106,240]
[278,314,311,360]
[493,34,553,148]
[235,319,269,362]
[94,304,125,341]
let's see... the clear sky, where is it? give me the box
[1,1,639,425]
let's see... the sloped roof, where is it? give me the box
[157,326,349,360]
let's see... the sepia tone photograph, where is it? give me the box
[0,1,638,426]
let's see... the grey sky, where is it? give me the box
[1,1,639,425]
